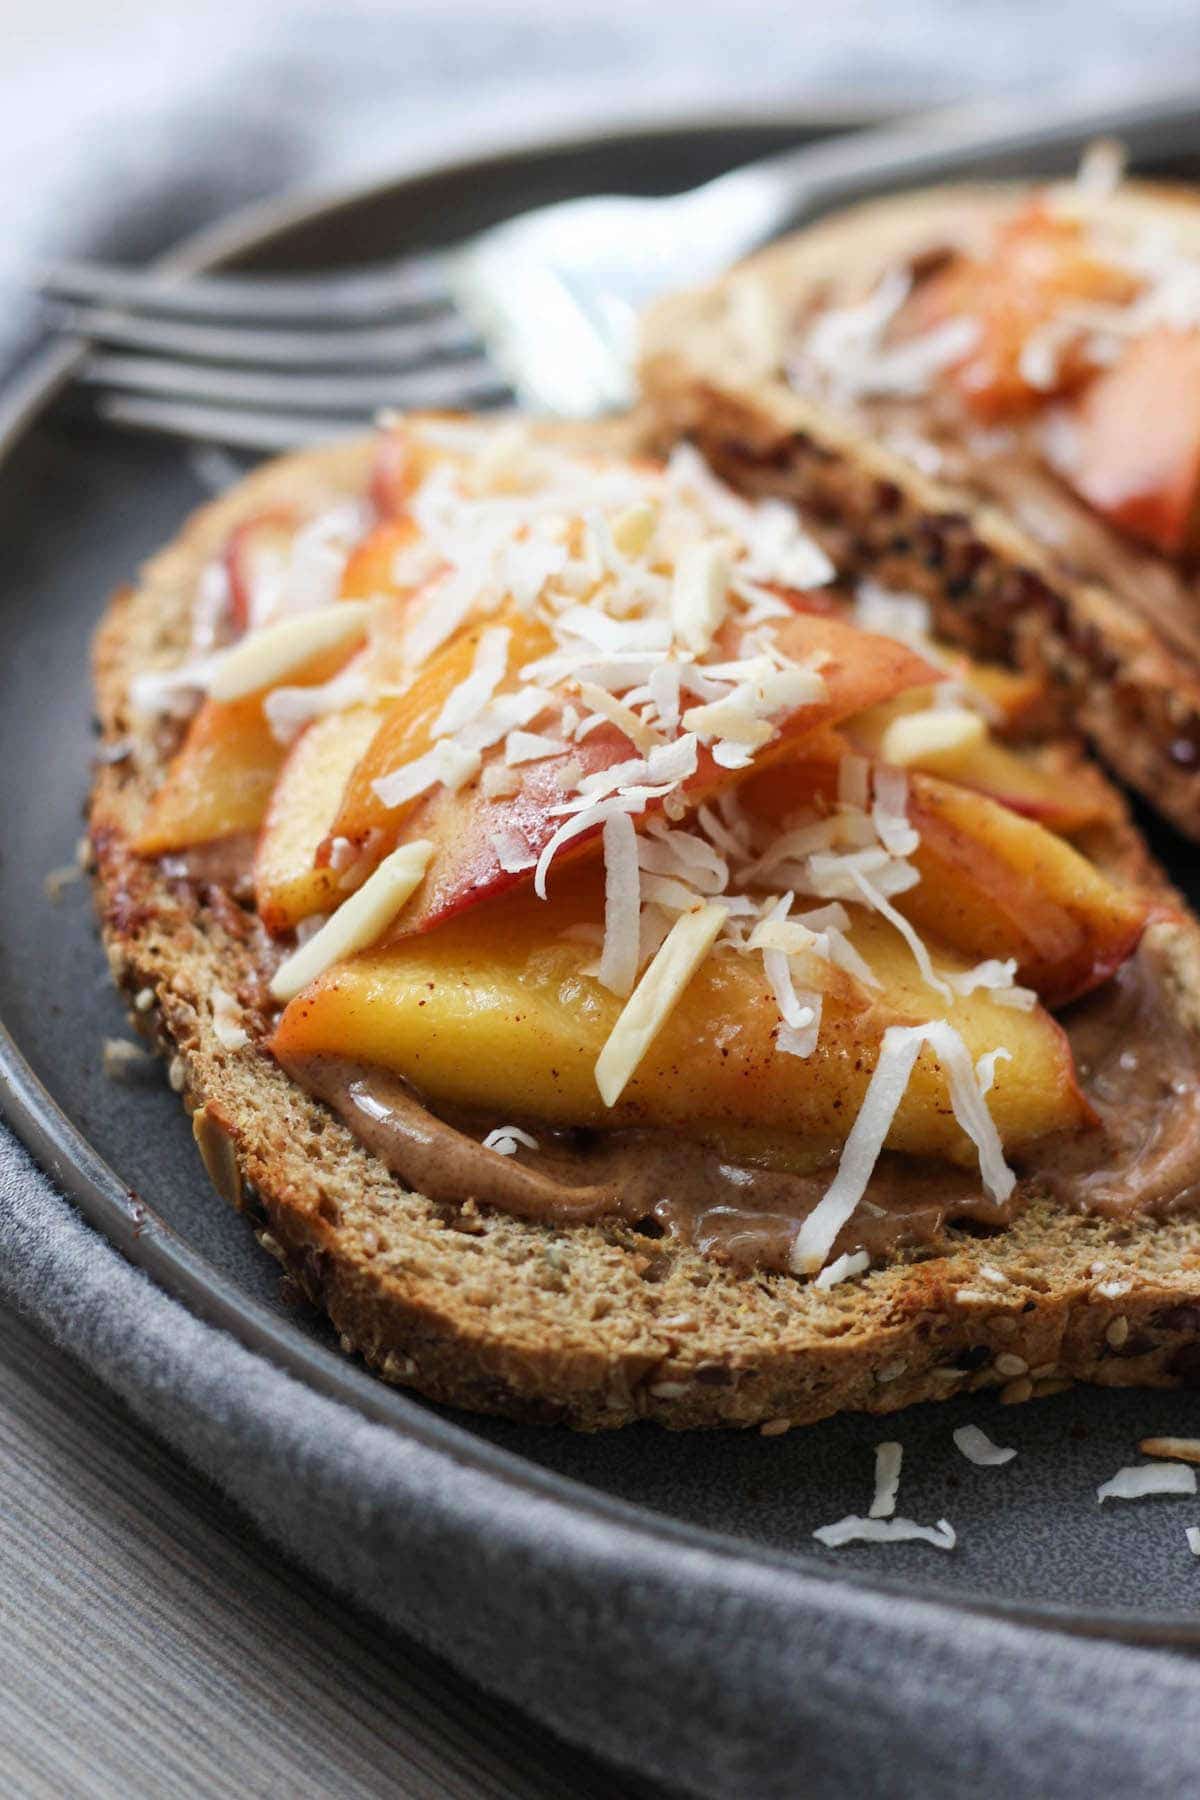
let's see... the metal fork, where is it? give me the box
[40,77,1200,448]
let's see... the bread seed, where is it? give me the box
[1105,1316,1129,1349]
[1000,1376,1034,1405]
[993,1352,1029,1378]
[760,1417,791,1437]
[1029,1362,1058,1380]
[192,1104,243,1209]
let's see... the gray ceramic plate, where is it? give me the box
[4,114,1200,1647]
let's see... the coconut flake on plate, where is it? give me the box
[868,1441,903,1518]
[1097,1464,1198,1504]
[953,1424,1017,1467]
[813,1515,956,1551]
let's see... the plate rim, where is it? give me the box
[3,109,1199,1648]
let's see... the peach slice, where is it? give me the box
[271,874,1087,1157]
[919,737,1120,836]
[133,636,363,857]
[960,661,1050,736]
[134,696,285,854]
[1065,328,1200,557]
[743,759,1150,1007]
[253,705,384,932]
[369,423,443,517]
[224,509,296,634]
[338,516,421,602]
[362,614,937,939]
[902,773,1151,1005]
[846,694,1114,834]
[909,203,1138,421]
[323,609,557,858]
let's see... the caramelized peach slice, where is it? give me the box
[271,878,1087,1156]
[134,696,284,853]
[224,509,296,633]
[133,637,361,857]
[1065,328,1200,556]
[369,615,936,938]
[325,610,557,857]
[922,737,1120,836]
[338,516,420,601]
[369,423,442,517]
[910,204,1138,421]
[846,694,1114,834]
[743,759,1149,1006]
[253,706,383,932]
[902,774,1151,1005]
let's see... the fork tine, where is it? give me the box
[50,304,481,369]
[81,352,511,413]
[40,253,451,324]
[89,394,375,452]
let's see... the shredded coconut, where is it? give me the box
[813,1515,956,1551]
[598,810,641,998]
[869,1441,903,1518]
[482,1125,539,1156]
[1097,1464,1198,1504]
[953,1424,1017,1467]
[792,1020,1014,1274]
[811,1247,870,1290]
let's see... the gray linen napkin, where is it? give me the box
[4,1122,1200,1800]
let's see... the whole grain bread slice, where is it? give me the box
[89,430,1200,1431]
[639,179,1200,839]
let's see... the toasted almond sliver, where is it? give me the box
[1138,1437,1200,1467]
[207,603,371,702]
[594,902,725,1107]
[670,541,730,656]
[879,705,986,768]
[269,839,434,1002]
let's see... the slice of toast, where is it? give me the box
[89,430,1200,1431]
[639,178,1200,840]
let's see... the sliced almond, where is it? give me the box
[269,839,434,1002]
[594,902,725,1106]
[670,541,730,656]
[1138,1436,1200,1466]
[207,602,371,702]
[879,706,986,770]
[611,499,657,558]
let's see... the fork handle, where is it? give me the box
[683,75,1200,259]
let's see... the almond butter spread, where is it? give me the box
[277,939,1200,1274]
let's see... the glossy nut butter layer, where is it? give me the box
[130,415,1183,1280]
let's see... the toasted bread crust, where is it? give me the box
[89,431,1200,1430]
[639,179,1200,840]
